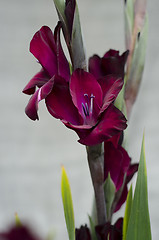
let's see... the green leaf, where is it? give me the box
[53,0,68,39]
[126,134,151,240]
[123,185,133,240]
[71,2,86,70]
[61,166,75,240]
[53,0,66,22]
[88,215,98,240]
[104,173,116,220]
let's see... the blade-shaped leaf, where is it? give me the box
[126,134,151,240]
[71,2,86,70]
[104,173,116,220]
[53,0,66,23]
[88,215,98,240]
[123,185,133,240]
[61,166,75,240]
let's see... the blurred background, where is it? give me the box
[0,0,158,239]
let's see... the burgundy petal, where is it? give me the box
[103,49,120,58]
[76,225,92,240]
[95,222,111,240]
[98,75,124,113]
[89,55,102,79]
[45,76,82,125]
[0,225,41,240]
[95,218,123,240]
[65,0,76,39]
[104,141,130,190]
[104,142,124,190]
[70,69,103,124]
[23,69,50,95]
[114,185,128,212]
[101,50,129,77]
[79,104,127,146]
[126,163,138,183]
[25,78,54,120]
[54,22,70,81]
[30,26,57,77]
[89,50,129,79]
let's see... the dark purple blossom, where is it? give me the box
[23,21,70,118]
[95,218,123,240]
[0,225,41,240]
[76,225,92,240]
[104,136,138,212]
[45,69,127,145]
[89,49,129,79]
[23,24,127,145]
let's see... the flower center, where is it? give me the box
[82,93,95,119]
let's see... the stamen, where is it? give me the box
[85,103,89,116]
[84,93,89,98]
[90,94,95,114]
[82,93,95,117]
[82,103,88,116]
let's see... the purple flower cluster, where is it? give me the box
[23,22,128,146]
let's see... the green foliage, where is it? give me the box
[104,173,116,220]
[88,215,98,240]
[123,185,133,240]
[53,0,67,28]
[71,2,86,70]
[125,135,151,240]
[61,166,75,240]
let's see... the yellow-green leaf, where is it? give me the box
[61,166,75,240]
[123,185,133,240]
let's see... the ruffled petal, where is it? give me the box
[89,54,102,79]
[30,26,57,77]
[126,163,138,183]
[23,69,50,95]
[104,141,130,190]
[101,50,129,77]
[45,76,82,125]
[78,104,127,146]
[104,142,123,190]
[98,75,123,113]
[70,69,103,123]
[103,49,120,58]
[25,78,54,120]
[114,185,128,212]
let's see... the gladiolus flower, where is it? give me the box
[45,69,127,145]
[23,21,70,109]
[0,225,41,240]
[104,135,138,212]
[76,225,92,240]
[89,49,129,79]
[95,218,123,240]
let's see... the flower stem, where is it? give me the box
[86,145,107,225]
